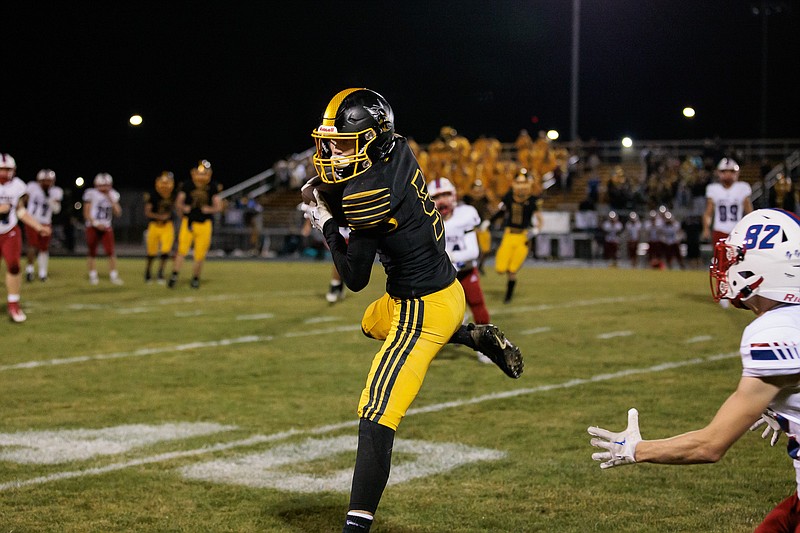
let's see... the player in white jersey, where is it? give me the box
[702,157,753,243]
[24,169,63,281]
[588,208,800,531]
[623,211,642,268]
[83,172,123,285]
[600,211,623,267]
[428,177,492,363]
[0,154,52,322]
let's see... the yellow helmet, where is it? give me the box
[155,171,175,198]
[191,160,212,186]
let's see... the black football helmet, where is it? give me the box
[311,88,396,184]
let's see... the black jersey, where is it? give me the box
[143,189,176,220]
[497,191,539,230]
[179,180,223,223]
[323,138,456,299]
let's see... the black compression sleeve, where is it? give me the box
[322,221,378,293]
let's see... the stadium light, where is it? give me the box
[75,176,84,187]
[129,114,143,126]
[683,107,696,118]
[621,137,633,148]
[547,130,559,141]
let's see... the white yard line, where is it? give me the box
[0,326,363,372]
[0,350,739,491]
[596,331,633,339]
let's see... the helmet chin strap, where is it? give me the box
[731,277,764,309]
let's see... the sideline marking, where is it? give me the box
[686,335,713,343]
[0,350,738,491]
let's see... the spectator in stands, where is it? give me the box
[768,172,797,214]
[606,166,633,211]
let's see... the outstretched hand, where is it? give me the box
[588,408,642,469]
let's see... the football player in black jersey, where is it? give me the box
[491,170,544,303]
[304,88,524,533]
[143,171,177,283]
[168,160,223,289]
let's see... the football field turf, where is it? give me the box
[0,257,789,532]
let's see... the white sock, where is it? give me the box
[89,270,98,279]
[38,252,49,277]
[110,270,119,280]
[8,294,20,303]
[25,264,34,274]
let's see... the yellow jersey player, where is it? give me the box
[168,160,223,289]
[303,88,523,533]
[491,170,543,303]
[143,171,177,283]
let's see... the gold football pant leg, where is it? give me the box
[177,218,213,261]
[358,280,466,430]
[146,222,175,256]
[494,230,529,274]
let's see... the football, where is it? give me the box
[301,176,323,205]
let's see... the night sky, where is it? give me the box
[4,1,799,189]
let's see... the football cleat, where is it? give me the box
[25,267,34,283]
[89,272,99,285]
[145,272,152,283]
[167,273,178,288]
[468,323,523,378]
[8,302,26,323]
[190,277,200,289]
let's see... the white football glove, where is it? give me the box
[588,408,642,469]
[305,189,333,232]
[750,408,784,447]
[479,219,491,232]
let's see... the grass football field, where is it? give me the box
[0,257,790,532]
